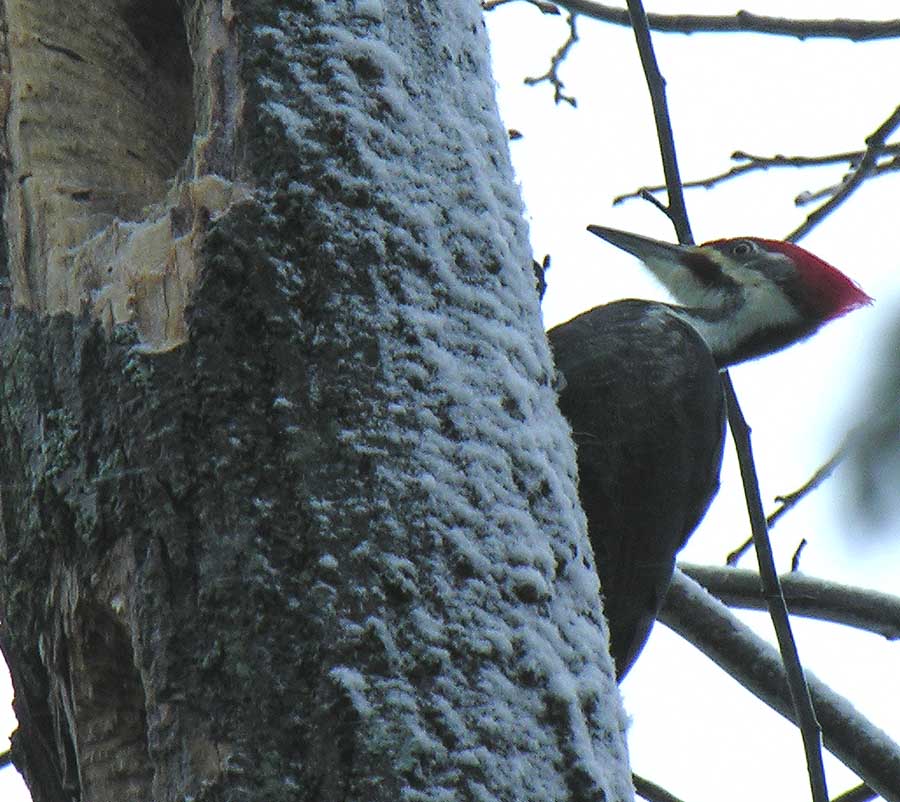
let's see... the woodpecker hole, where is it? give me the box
[67,602,152,797]
[119,0,195,200]
[3,0,240,347]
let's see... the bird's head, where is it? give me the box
[587,225,873,366]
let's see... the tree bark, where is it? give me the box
[0,2,632,801]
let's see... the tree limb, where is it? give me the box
[789,104,900,240]
[661,571,900,802]
[613,145,900,205]
[483,0,561,13]
[538,3,900,41]
[831,783,878,802]
[623,0,829,796]
[680,563,900,639]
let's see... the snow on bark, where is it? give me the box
[249,2,631,800]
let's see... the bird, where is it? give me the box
[548,226,872,679]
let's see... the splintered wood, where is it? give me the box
[0,0,241,351]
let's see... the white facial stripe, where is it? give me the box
[660,251,803,361]
[724,253,800,333]
[640,253,728,306]
[671,280,801,359]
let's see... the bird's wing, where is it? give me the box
[549,301,725,677]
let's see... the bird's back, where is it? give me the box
[549,300,726,678]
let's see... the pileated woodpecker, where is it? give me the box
[548,227,872,679]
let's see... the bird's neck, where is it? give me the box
[668,294,808,367]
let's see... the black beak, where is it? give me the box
[587,225,691,264]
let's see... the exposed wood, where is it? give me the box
[1,0,242,351]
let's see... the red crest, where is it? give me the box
[706,238,873,320]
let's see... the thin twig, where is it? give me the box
[523,13,579,106]
[483,0,561,12]
[680,563,900,639]
[636,187,670,217]
[550,2,900,41]
[661,571,900,802]
[789,104,900,240]
[794,155,900,207]
[831,783,878,802]
[613,145,900,205]
[791,538,808,572]
[633,773,687,802]
[799,154,900,209]
[772,456,848,524]
[722,376,828,802]
[625,0,692,244]
[727,426,860,565]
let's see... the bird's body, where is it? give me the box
[549,301,724,676]
[550,227,871,679]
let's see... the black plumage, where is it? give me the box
[549,300,725,679]
[546,225,869,679]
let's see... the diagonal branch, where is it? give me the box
[831,784,878,802]
[625,0,692,244]
[725,415,900,566]
[661,571,900,802]
[483,0,562,13]
[624,2,828,799]
[727,440,848,564]
[795,153,900,206]
[788,104,900,240]
[633,773,687,802]
[722,376,829,802]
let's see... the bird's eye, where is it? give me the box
[730,241,755,257]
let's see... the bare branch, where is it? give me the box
[625,0,692,243]
[551,2,900,41]
[722,375,829,802]
[633,773,687,802]
[680,563,900,639]
[795,154,900,207]
[661,571,900,802]
[614,145,900,206]
[831,784,878,802]
[789,104,900,240]
[626,4,827,796]
[791,538,808,572]
[523,13,579,106]
[727,422,868,565]
[483,0,561,15]
[634,186,669,217]
[772,454,849,525]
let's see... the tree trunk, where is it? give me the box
[0,2,632,800]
